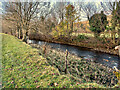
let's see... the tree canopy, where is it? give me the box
[89,11,108,37]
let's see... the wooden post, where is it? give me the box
[65,49,68,74]
[43,45,46,55]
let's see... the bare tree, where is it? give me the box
[81,2,102,21]
[55,2,66,24]
[4,0,39,43]
[36,2,55,34]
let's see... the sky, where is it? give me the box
[0,0,118,19]
[0,0,116,11]
[0,2,2,14]
[0,0,118,2]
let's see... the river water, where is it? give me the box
[29,40,120,69]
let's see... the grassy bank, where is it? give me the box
[2,33,118,88]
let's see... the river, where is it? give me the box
[29,40,120,69]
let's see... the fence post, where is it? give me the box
[65,49,68,74]
[43,44,46,55]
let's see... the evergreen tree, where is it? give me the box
[89,11,108,38]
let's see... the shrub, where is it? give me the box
[76,35,88,41]
[78,35,88,39]
[89,11,108,37]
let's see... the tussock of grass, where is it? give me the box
[1,33,109,88]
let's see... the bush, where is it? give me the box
[74,35,88,42]
[77,35,88,40]
[89,11,108,37]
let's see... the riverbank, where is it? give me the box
[2,33,119,88]
[30,43,119,87]
[29,34,119,56]
[2,33,108,88]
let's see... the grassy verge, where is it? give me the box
[2,33,117,88]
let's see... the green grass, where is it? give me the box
[1,33,114,88]
[72,33,94,37]
[100,33,119,38]
[72,32,119,38]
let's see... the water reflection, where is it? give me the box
[29,40,119,69]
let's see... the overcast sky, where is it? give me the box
[0,0,118,2]
[0,0,118,19]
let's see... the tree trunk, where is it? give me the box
[71,21,73,32]
[67,22,68,30]
[25,30,29,43]
[118,28,120,44]
[16,28,18,38]
[18,28,21,39]
[22,33,25,41]
[22,28,26,41]
[11,29,13,35]
[19,23,22,39]
[112,31,116,44]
